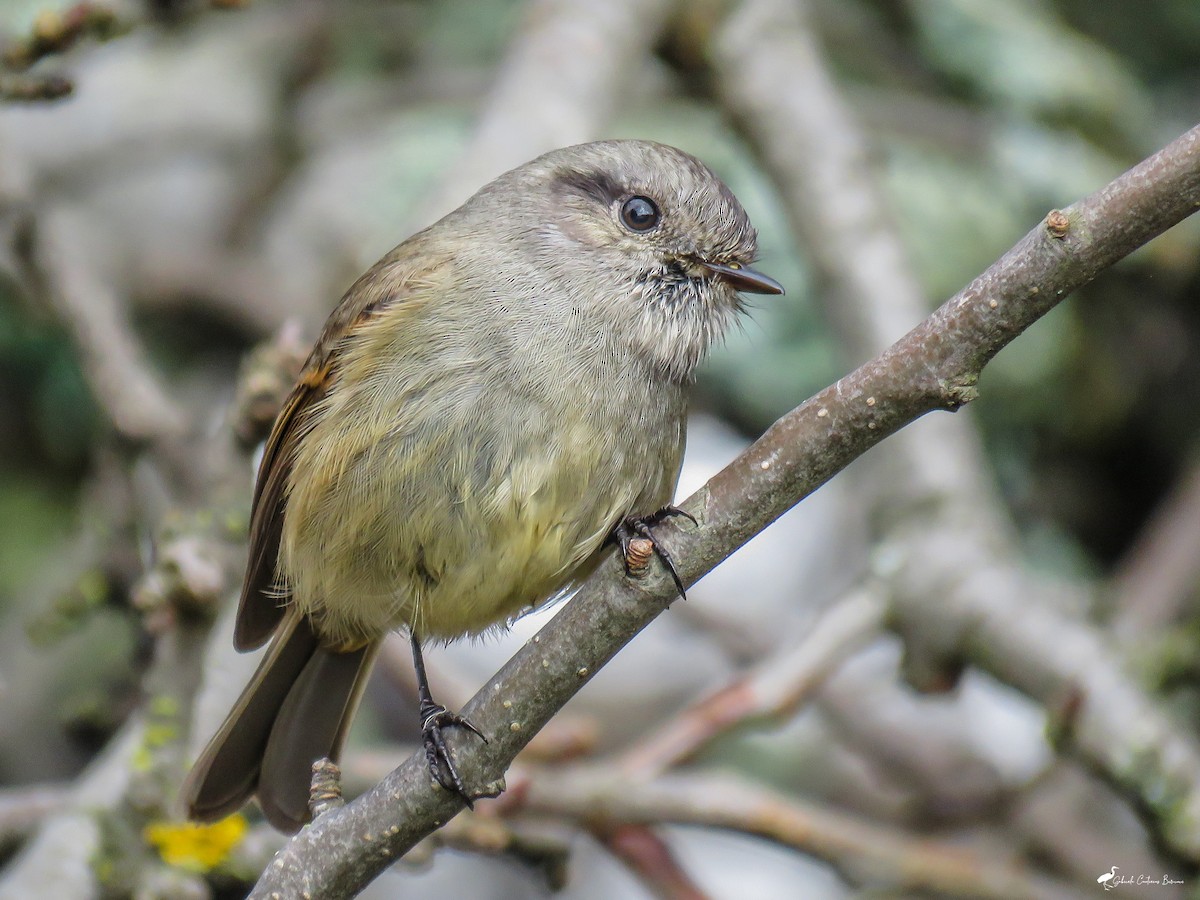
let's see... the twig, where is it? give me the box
[0,3,123,72]
[518,767,1089,900]
[29,207,187,444]
[249,120,1200,898]
[309,758,345,821]
[0,72,72,101]
[0,785,70,848]
[601,825,711,900]
[1110,452,1200,637]
[619,584,886,776]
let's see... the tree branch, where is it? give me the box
[600,825,711,900]
[517,767,1089,900]
[1111,452,1200,638]
[28,206,187,445]
[617,584,885,777]
[711,0,1200,862]
[0,785,69,850]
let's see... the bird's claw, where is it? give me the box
[419,700,487,807]
[614,505,695,600]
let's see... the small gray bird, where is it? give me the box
[183,139,783,832]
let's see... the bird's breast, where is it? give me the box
[279,311,686,644]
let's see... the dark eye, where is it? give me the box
[620,195,660,232]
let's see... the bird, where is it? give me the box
[182,139,783,832]
[1098,866,1118,889]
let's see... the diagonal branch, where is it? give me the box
[711,0,1200,863]
[249,121,1200,898]
[29,206,187,445]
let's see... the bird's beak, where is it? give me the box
[700,260,785,295]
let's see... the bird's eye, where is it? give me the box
[620,196,660,232]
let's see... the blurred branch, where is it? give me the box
[133,247,299,339]
[712,0,1200,863]
[0,3,123,72]
[0,72,72,101]
[427,0,677,220]
[0,785,70,849]
[250,114,1200,898]
[0,584,227,899]
[713,0,995,505]
[0,0,247,103]
[25,207,187,445]
[517,767,1087,900]
[817,659,1011,821]
[600,825,710,900]
[1,470,239,899]
[0,722,144,900]
[1007,762,1174,890]
[1111,452,1200,637]
[397,809,572,890]
[618,583,885,777]
[660,577,1014,822]
[718,0,929,358]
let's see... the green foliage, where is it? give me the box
[0,471,76,597]
[847,0,1200,568]
[0,287,98,468]
[909,0,1150,136]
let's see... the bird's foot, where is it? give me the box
[614,505,696,600]
[420,699,487,807]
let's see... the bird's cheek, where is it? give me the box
[544,207,616,252]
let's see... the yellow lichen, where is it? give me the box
[143,814,248,872]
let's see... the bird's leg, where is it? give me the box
[410,633,487,806]
[613,505,697,600]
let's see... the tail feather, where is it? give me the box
[183,610,378,833]
[258,638,379,831]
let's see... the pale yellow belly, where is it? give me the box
[279,413,678,644]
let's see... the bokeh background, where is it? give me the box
[0,0,1198,897]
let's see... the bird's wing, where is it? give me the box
[232,369,325,650]
[232,248,427,650]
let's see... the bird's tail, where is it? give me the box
[182,609,379,833]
